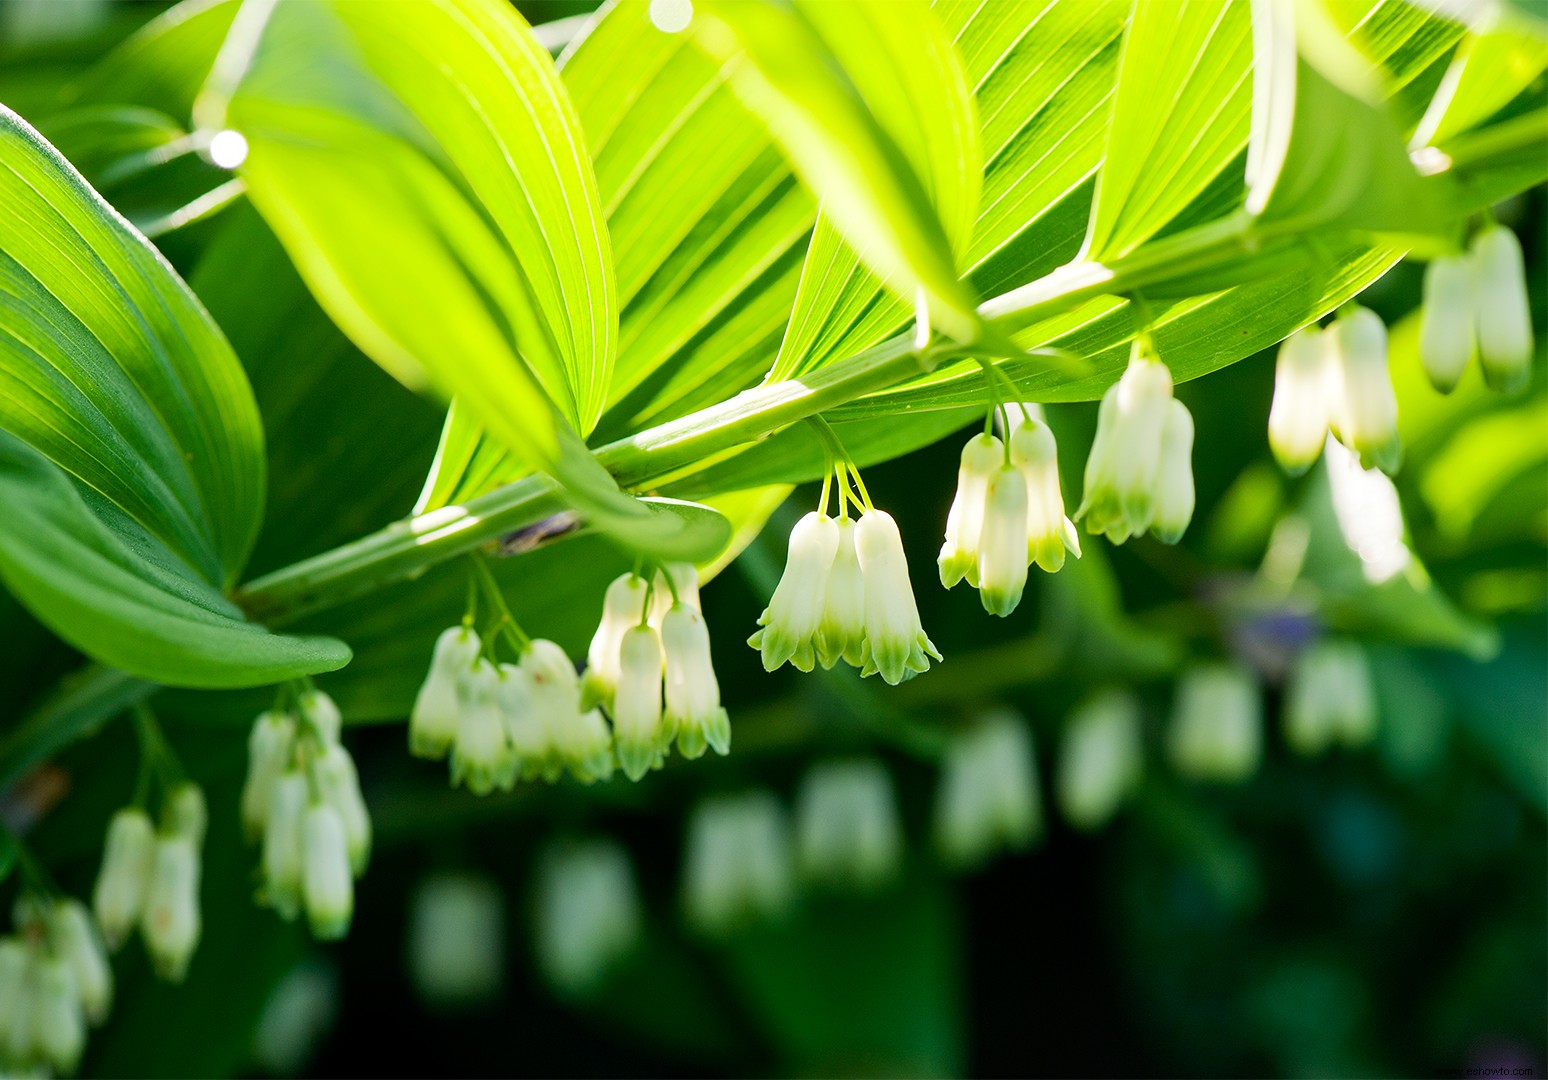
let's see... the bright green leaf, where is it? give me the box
[1411,4,1548,149]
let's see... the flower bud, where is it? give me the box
[1284,639,1378,754]
[794,760,902,890]
[1151,398,1196,544]
[411,627,482,760]
[934,709,1042,869]
[1268,326,1334,474]
[162,782,207,846]
[242,710,296,842]
[613,625,667,781]
[495,662,551,781]
[816,517,867,669]
[93,808,155,950]
[1329,305,1401,474]
[750,511,839,672]
[938,433,1002,588]
[298,689,342,745]
[662,605,730,760]
[977,463,1030,616]
[262,771,308,921]
[312,743,371,876]
[535,839,641,995]
[1472,224,1534,393]
[450,660,515,796]
[1056,690,1143,831]
[1167,662,1262,782]
[681,791,794,936]
[1010,418,1080,573]
[582,573,649,712]
[855,509,940,684]
[302,804,354,941]
[50,899,111,1025]
[1079,350,1174,542]
[524,640,614,784]
[33,956,84,1075]
[141,836,201,982]
[1419,254,1476,393]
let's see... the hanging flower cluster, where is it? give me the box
[242,689,369,941]
[1077,343,1196,544]
[1268,304,1402,476]
[1420,223,1536,394]
[0,897,112,1076]
[93,780,205,982]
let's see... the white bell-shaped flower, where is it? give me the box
[302,804,354,941]
[1009,417,1080,573]
[1056,690,1143,831]
[162,782,207,846]
[1151,398,1196,544]
[1078,349,1174,542]
[534,840,642,995]
[681,791,794,936]
[855,509,940,684]
[1268,325,1335,474]
[1329,305,1401,474]
[977,463,1030,616]
[750,511,839,672]
[1284,639,1378,754]
[817,517,867,669]
[613,625,667,781]
[1419,254,1476,393]
[410,626,482,760]
[937,433,1002,588]
[1167,662,1262,782]
[298,689,342,745]
[262,770,308,921]
[1472,224,1535,393]
[32,956,84,1076]
[0,940,33,1064]
[50,900,111,1026]
[649,562,701,626]
[933,710,1042,869]
[662,604,730,760]
[524,640,615,783]
[582,573,649,712]
[312,742,371,876]
[495,661,552,781]
[93,808,155,950]
[242,710,296,842]
[794,760,902,890]
[450,659,515,796]
[141,835,201,982]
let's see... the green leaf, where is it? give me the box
[692,0,981,344]
[1084,0,1254,261]
[0,430,350,688]
[767,0,981,381]
[67,0,238,121]
[1411,5,1548,149]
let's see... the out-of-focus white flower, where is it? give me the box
[855,509,940,684]
[312,743,372,877]
[1056,690,1143,831]
[298,689,342,746]
[681,791,794,935]
[302,804,354,941]
[1284,639,1378,754]
[1151,398,1196,545]
[141,835,201,982]
[262,770,308,922]
[1325,438,1411,583]
[93,808,155,950]
[524,640,614,784]
[1268,325,1335,474]
[495,661,552,781]
[243,710,296,842]
[253,961,338,1077]
[613,625,668,781]
[32,956,84,1076]
[535,839,642,995]
[750,511,840,672]
[50,900,111,1025]
[817,517,867,670]
[162,782,207,846]
[410,626,482,760]
[1167,662,1263,782]
[1078,348,1175,542]
[794,760,902,890]
[1419,254,1476,393]
[1472,224,1535,393]
[583,573,649,712]
[662,605,730,760]
[450,659,515,796]
[934,709,1042,869]
[1328,305,1402,474]
[0,939,34,1066]
[938,433,1001,588]
[1009,417,1080,573]
[407,874,504,1008]
[977,463,1030,617]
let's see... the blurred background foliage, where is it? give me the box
[0,0,1543,1077]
